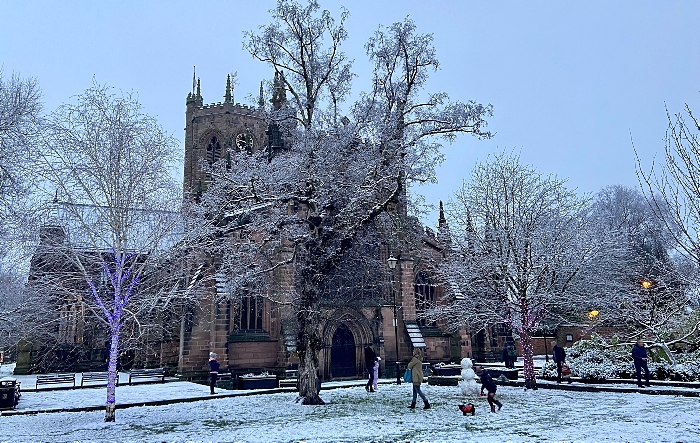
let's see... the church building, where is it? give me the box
[176,75,504,380]
[16,74,511,379]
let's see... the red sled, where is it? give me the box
[561,364,572,377]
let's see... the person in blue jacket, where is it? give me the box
[209,352,220,395]
[632,340,650,388]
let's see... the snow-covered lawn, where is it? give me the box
[13,381,216,412]
[0,383,697,443]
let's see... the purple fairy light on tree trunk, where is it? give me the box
[87,250,140,422]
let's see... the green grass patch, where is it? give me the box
[127,421,190,434]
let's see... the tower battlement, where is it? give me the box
[183,76,269,197]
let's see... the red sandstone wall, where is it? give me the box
[228,341,279,371]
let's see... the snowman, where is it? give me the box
[458,357,479,396]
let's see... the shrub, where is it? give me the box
[538,338,700,382]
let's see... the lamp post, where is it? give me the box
[542,327,556,363]
[641,279,653,317]
[387,254,401,385]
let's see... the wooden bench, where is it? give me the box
[128,368,165,385]
[35,373,76,391]
[278,369,298,388]
[278,379,298,388]
[81,372,118,387]
[215,372,233,382]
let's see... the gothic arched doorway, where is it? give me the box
[331,324,356,378]
[472,329,487,363]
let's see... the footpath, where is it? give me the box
[502,377,700,397]
[2,365,699,416]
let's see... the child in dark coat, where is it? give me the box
[477,366,502,412]
[209,352,220,395]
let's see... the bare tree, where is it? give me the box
[0,70,45,360]
[195,1,492,405]
[37,83,184,422]
[244,0,352,130]
[430,153,594,389]
[636,104,700,346]
[0,69,43,258]
[0,265,46,351]
[585,185,692,347]
[638,105,700,262]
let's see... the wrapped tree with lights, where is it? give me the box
[38,83,184,422]
[86,252,139,419]
[429,153,600,389]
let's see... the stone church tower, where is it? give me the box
[183,75,269,197]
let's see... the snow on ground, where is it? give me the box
[1,382,698,443]
[14,381,216,412]
[0,363,136,390]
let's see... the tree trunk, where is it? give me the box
[296,280,325,405]
[104,324,120,422]
[520,331,538,390]
[298,339,324,405]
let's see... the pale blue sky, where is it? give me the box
[1,0,698,226]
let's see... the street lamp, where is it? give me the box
[542,327,556,363]
[387,254,401,385]
[640,279,654,313]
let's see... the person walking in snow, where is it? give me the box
[552,341,566,384]
[632,340,651,388]
[407,348,430,410]
[209,352,220,395]
[476,366,502,412]
[364,343,378,393]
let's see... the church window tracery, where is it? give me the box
[206,136,222,164]
[414,271,436,327]
[235,293,263,332]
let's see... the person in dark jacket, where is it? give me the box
[476,366,502,412]
[364,343,378,393]
[632,340,650,388]
[501,344,516,369]
[552,341,566,384]
[209,352,220,395]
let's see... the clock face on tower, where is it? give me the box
[236,133,253,152]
